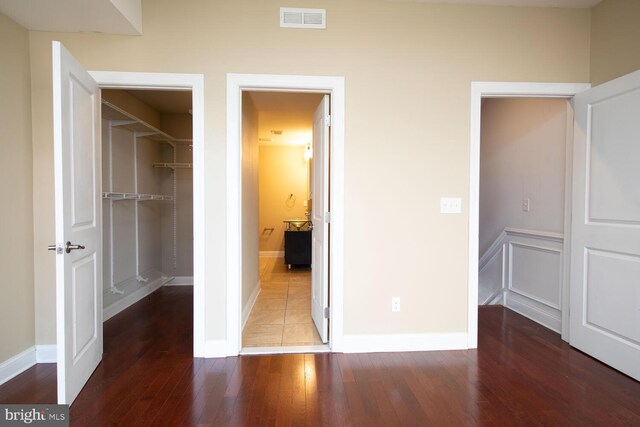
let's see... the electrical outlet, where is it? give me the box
[440,197,462,214]
[391,297,401,312]
[522,198,531,212]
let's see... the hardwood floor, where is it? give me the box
[1,288,639,426]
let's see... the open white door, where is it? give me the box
[311,95,330,343]
[52,41,103,404]
[570,70,640,381]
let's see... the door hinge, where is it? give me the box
[324,212,331,223]
[325,115,331,127]
[324,307,330,319]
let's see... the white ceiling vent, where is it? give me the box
[280,7,326,29]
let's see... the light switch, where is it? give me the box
[440,197,462,214]
[522,198,531,212]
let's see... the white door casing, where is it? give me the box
[52,41,103,404]
[569,70,640,381]
[311,95,330,343]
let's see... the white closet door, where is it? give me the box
[52,41,103,405]
[569,70,640,381]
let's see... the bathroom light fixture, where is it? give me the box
[304,143,312,160]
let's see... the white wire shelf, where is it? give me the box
[102,100,178,146]
[102,192,174,201]
[153,163,193,170]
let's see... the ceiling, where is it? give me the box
[248,92,325,146]
[127,90,192,115]
[0,0,142,35]
[388,0,601,7]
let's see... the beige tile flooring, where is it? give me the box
[242,256,322,347]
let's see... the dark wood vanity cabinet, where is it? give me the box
[284,230,311,268]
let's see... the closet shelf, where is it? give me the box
[153,162,193,170]
[102,192,174,201]
[102,100,178,145]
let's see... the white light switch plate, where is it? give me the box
[440,197,462,214]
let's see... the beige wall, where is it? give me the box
[259,146,309,253]
[0,13,34,362]
[241,93,260,308]
[28,0,591,345]
[591,0,640,85]
[480,98,568,255]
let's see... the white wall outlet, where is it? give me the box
[391,297,401,312]
[522,198,531,212]
[440,197,462,214]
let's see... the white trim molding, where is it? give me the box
[165,276,194,286]
[478,228,565,332]
[36,345,57,363]
[89,71,206,358]
[0,348,36,386]
[242,282,261,330]
[468,81,590,348]
[227,73,345,356]
[203,340,227,358]
[341,333,468,354]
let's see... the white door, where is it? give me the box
[570,70,640,381]
[52,41,103,404]
[311,95,330,343]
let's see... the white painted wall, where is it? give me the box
[479,98,568,256]
[241,93,260,310]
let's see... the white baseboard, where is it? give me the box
[341,332,468,353]
[259,251,284,257]
[165,276,193,286]
[203,340,227,358]
[0,347,36,386]
[242,282,261,331]
[35,345,57,363]
[505,292,561,333]
[103,275,173,322]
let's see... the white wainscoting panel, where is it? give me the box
[479,228,564,332]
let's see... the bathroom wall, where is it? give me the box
[259,145,309,254]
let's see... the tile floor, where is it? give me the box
[242,256,322,347]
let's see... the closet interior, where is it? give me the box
[101,89,193,320]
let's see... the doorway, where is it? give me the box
[89,71,206,359]
[226,74,346,355]
[478,97,571,333]
[467,82,591,348]
[240,91,326,352]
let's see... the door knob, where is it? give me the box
[65,241,85,253]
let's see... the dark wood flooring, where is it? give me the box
[1,287,639,426]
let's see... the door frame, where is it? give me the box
[88,71,206,357]
[468,81,590,348]
[226,74,345,356]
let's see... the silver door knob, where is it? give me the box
[65,241,85,253]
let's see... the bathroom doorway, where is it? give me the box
[240,91,329,352]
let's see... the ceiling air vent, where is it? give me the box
[280,8,326,29]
